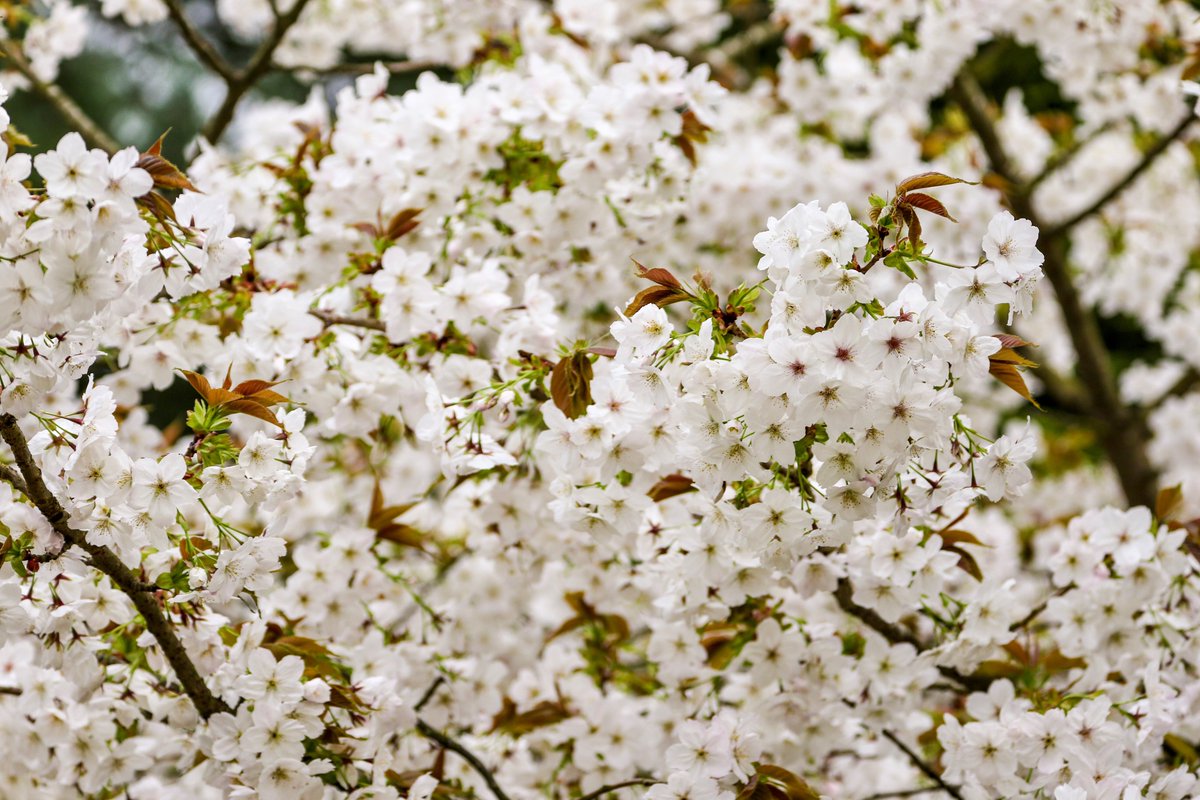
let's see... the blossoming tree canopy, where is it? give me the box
[1,0,1200,798]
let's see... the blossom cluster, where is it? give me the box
[0,0,1199,799]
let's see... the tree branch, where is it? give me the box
[0,41,118,154]
[576,778,662,800]
[1024,121,1115,193]
[834,579,921,648]
[834,579,988,692]
[879,729,964,800]
[201,0,315,143]
[0,413,232,719]
[416,718,513,800]
[162,0,239,83]
[949,70,1159,509]
[1044,110,1196,239]
[862,789,943,800]
[284,59,443,77]
[309,309,386,332]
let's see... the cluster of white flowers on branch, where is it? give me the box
[0,1,1200,799]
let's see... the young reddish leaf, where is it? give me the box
[624,285,691,317]
[263,635,340,680]
[647,474,696,502]
[231,379,284,398]
[632,259,683,290]
[375,523,427,550]
[995,333,1034,349]
[902,191,957,221]
[975,659,1024,680]
[736,775,789,800]
[178,369,214,404]
[755,765,821,800]
[385,208,422,240]
[896,171,977,194]
[988,360,1043,409]
[944,543,983,581]
[490,698,572,736]
[220,398,282,427]
[137,133,198,192]
[674,135,698,166]
[137,190,178,223]
[550,351,593,419]
[1040,648,1087,673]
[1157,484,1185,523]
[990,347,1038,368]
[938,529,988,548]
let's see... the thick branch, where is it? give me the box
[162,0,239,83]
[1045,110,1196,239]
[202,0,315,143]
[416,718,513,800]
[949,70,1159,508]
[0,41,118,154]
[0,414,231,718]
[834,579,921,648]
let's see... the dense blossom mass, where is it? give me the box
[1,0,1200,799]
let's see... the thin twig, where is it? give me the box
[309,309,386,332]
[834,579,988,692]
[1025,121,1116,193]
[576,778,662,800]
[1044,110,1197,239]
[862,785,946,800]
[414,675,445,712]
[0,464,28,497]
[201,0,315,142]
[416,718,512,800]
[0,414,231,719]
[162,0,239,83]
[879,729,965,800]
[284,59,443,77]
[1009,585,1070,631]
[0,41,118,154]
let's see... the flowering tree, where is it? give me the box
[1,0,1200,798]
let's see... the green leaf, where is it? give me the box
[883,250,917,280]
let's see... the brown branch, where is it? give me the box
[309,309,386,331]
[1025,121,1116,193]
[0,463,28,497]
[162,0,239,83]
[416,718,513,800]
[949,70,1159,509]
[202,0,315,143]
[863,787,945,800]
[879,729,964,800]
[0,41,118,154]
[1044,110,1197,239]
[834,579,988,692]
[576,779,662,800]
[283,59,444,77]
[0,414,231,719]
[1154,367,1200,408]
[834,579,921,648]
